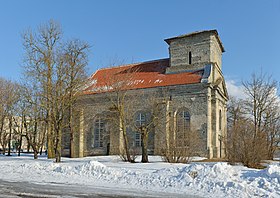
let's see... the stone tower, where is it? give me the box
[165,30,228,158]
[165,30,225,73]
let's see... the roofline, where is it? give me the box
[82,81,202,96]
[95,58,170,72]
[164,30,225,52]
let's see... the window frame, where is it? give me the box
[93,117,105,148]
[134,112,146,147]
[176,108,191,147]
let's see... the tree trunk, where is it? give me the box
[123,128,132,162]
[47,55,55,159]
[69,105,74,158]
[120,116,132,162]
[39,146,43,155]
[47,122,55,158]
[55,142,61,162]
[27,142,30,153]
[41,123,47,156]
[267,141,274,160]
[55,128,62,163]
[70,129,74,158]
[141,129,149,163]
[2,147,6,155]
[34,149,38,159]
[7,117,12,156]
[55,150,61,163]
[18,135,22,156]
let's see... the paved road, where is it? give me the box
[0,179,201,198]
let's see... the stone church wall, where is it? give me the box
[166,83,209,156]
[74,82,210,158]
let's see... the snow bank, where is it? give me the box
[265,164,280,178]
[0,155,279,197]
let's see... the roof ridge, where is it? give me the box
[96,58,169,71]
[164,29,225,52]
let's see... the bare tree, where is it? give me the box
[226,97,259,166]
[22,20,90,162]
[12,103,26,156]
[22,20,62,159]
[0,78,20,155]
[0,78,8,154]
[243,73,279,161]
[23,101,47,160]
[226,96,246,163]
[107,75,135,162]
[263,105,280,159]
[227,73,280,168]
[163,128,203,163]
[18,81,47,159]
[130,92,165,163]
[62,39,89,158]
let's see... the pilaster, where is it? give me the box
[79,109,84,158]
[207,87,213,158]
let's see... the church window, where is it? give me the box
[135,132,141,147]
[176,109,190,147]
[189,51,192,64]
[135,112,146,147]
[94,117,105,148]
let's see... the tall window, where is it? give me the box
[189,51,192,64]
[135,112,146,147]
[94,117,105,148]
[176,109,191,147]
[135,132,141,147]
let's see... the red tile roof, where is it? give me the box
[83,58,203,95]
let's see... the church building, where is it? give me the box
[64,30,228,159]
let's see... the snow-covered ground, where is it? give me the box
[0,154,279,198]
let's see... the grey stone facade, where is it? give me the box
[63,30,228,159]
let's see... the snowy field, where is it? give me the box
[0,154,279,198]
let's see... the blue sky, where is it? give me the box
[0,0,280,91]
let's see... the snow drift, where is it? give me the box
[0,155,279,197]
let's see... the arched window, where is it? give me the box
[136,112,146,127]
[219,110,222,131]
[176,109,191,147]
[94,117,105,148]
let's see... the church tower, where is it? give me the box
[164,30,225,73]
[165,30,228,159]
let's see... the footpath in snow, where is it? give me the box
[0,154,279,198]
